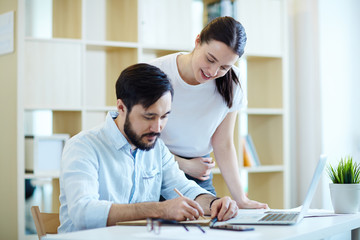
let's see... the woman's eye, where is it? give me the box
[207,57,215,63]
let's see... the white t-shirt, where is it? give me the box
[149,53,247,157]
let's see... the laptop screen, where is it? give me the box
[297,155,327,221]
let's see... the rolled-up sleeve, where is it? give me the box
[60,139,112,231]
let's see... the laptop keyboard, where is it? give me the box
[259,213,298,222]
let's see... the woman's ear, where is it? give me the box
[195,34,201,47]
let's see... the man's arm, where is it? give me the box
[107,194,238,225]
[107,197,205,225]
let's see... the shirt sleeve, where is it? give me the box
[158,141,212,200]
[60,137,112,230]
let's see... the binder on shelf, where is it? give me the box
[242,138,253,167]
[242,135,261,167]
[25,134,69,175]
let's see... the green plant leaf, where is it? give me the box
[327,156,360,184]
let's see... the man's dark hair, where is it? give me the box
[115,63,174,112]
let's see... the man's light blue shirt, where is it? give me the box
[58,112,210,233]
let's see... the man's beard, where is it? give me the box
[123,113,160,151]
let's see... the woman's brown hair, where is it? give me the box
[199,16,247,108]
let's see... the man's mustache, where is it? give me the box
[142,132,160,138]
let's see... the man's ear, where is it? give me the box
[117,99,127,114]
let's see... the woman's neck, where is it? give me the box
[177,53,198,85]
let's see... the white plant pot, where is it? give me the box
[329,183,360,214]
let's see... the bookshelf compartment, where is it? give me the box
[248,115,283,166]
[25,0,82,39]
[246,56,283,109]
[85,46,138,107]
[52,0,82,39]
[248,172,284,209]
[140,0,198,48]
[83,111,108,131]
[24,41,82,109]
[53,111,82,137]
[84,0,138,42]
[213,174,231,198]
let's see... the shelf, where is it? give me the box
[84,106,117,112]
[25,37,82,44]
[25,173,59,179]
[212,165,284,175]
[142,44,192,52]
[86,41,139,49]
[245,108,284,115]
[245,165,284,173]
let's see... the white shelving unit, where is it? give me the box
[17,0,289,239]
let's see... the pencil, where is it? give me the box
[173,188,206,220]
[174,188,183,197]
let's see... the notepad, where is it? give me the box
[116,217,212,226]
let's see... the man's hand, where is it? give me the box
[175,156,215,180]
[161,196,205,221]
[210,196,238,221]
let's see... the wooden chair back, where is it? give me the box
[31,206,60,240]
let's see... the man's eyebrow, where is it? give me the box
[144,110,171,116]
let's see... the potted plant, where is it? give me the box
[327,156,360,213]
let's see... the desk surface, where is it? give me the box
[43,212,360,240]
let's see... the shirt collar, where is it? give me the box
[104,111,132,151]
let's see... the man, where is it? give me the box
[58,63,238,233]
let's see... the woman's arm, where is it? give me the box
[211,111,268,209]
[174,155,215,181]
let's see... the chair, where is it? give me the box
[31,206,60,240]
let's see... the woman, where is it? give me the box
[150,16,268,209]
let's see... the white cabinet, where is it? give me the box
[24,40,82,109]
[237,0,283,56]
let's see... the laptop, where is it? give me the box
[225,154,327,225]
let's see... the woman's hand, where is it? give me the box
[175,156,215,181]
[237,196,269,209]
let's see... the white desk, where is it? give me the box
[43,213,360,240]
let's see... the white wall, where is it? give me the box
[289,0,360,209]
[318,0,360,209]
[288,0,323,208]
